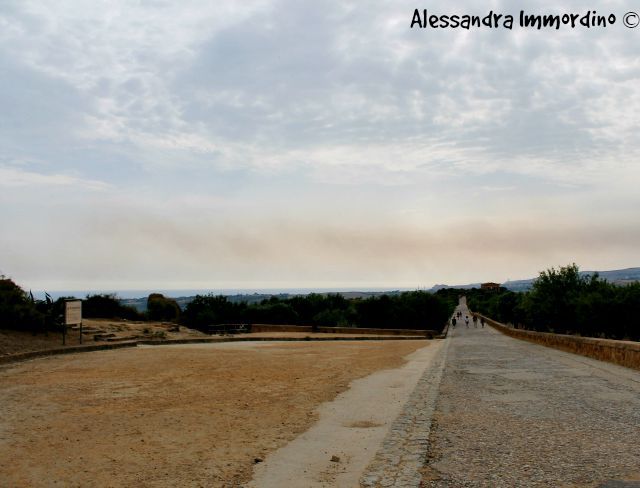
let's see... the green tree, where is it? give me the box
[526,264,586,332]
[146,293,180,322]
[0,277,42,331]
[181,294,244,330]
[83,294,142,320]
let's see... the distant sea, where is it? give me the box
[33,287,421,300]
[28,266,640,300]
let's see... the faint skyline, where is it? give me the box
[1,0,639,291]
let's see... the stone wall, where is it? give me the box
[250,324,313,333]
[475,313,640,371]
[0,341,138,365]
[250,324,434,337]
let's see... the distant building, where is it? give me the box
[481,282,501,291]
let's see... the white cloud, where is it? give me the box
[1,0,640,288]
[3,0,638,184]
[0,167,110,191]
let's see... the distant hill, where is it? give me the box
[501,279,534,292]
[587,267,640,282]
[120,293,289,313]
[119,290,406,312]
[117,267,640,312]
[428,267,640,293]
[430,283,482,291]
[502,267,640,292]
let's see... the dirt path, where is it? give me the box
[0,340,428,487]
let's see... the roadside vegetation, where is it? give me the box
[0,277,145,333]
[3,263,639,340]
[1,276,453,333]
[467,264,640,341]
[181,291,455,332]
[0,277,48,332]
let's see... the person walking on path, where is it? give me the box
[465,317,469,328]
[472,315,478,328]
[452,317,457,328]
[480,317,485,328]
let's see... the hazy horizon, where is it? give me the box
[31,286,421,301]
[2,1,639,291]
[24,263,639,301]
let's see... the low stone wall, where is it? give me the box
[475,313,640,371]
[250,324,314,333]
[319,326,434,337]
[437,322,450,339]
[250,324,434,337]
[0,341,138,366]
[0,328,434,365]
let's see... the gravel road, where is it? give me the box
[421,303,640,487]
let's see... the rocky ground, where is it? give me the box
[0,319,207,356]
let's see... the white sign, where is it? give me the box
[65,300,82,325]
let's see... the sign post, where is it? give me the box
[65,300,83,345]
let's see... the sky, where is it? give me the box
[1,0,640,292]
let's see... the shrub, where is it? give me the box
[146,293,180,321]
[83,294,143,320]
[0,277,43,331]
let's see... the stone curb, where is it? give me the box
[360,336,450,487]
[0,341,138,366]
[139,336,431,345]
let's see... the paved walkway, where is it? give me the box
[421,303,640,487]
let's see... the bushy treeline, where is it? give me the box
[82,293,180,321]
[0,277,50,332]
[0,277,180,332]
[0,277,77,332]
[82,294,144,320]
[468,264,640,341]
[72,293,181,322]
[181,291,454,332]
[1,278,452,333]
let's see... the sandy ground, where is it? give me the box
[249,341,444,487]
[0,340,429,487]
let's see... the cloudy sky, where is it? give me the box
[1,0,639,291]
